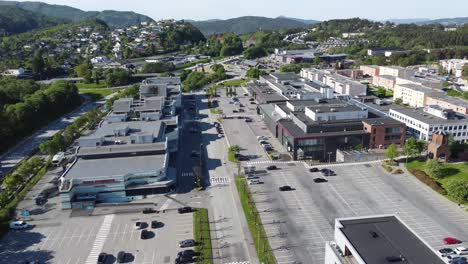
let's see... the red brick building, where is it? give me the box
[362,118,406,149]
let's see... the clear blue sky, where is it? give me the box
[16,0,468,21]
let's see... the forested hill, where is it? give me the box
[190,16,308,35]
[0,1,154,28]
[0,5,66,35]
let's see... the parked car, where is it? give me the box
[248,179,262,185]
[444,237,461,245]
[233,110,238,113]
[142,208,156,214]
[266,165,277,170]
[237,155,250,161]
[246,175,260,180]
[179,239,195,248]
[309,168,319,172]
[134,221,143,230]
[257,136,267,141]
[321,169,336,176]
[239,109,245,113]
[250,102,256,105]
[438,248,455,257]
[9,221,30,230]
[446,255,467,264]
[177,250,196,258]
[249,98,255,101]
[140,230,150,240]
[455,247,468,255]
[117,251,129,263]
[151,220,160,229]
[175,255,193,264]
[279,186,293,191]
[313,178,328,183]
[97,253,108,264]
[178,207,193,214]
[259,140,269,145]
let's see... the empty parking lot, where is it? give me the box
[246,162,468,264]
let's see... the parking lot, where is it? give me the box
[0,199,194,264]
[245,162,468,264]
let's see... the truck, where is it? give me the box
[52,152,65,167]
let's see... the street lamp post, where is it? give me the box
[327,152,333,164]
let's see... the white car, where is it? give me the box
[257,136,267,141]
[455,247,468,255]
[248,179,261,185]
[9,221,30,230]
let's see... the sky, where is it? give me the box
[15,0,468,21]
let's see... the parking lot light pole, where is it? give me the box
[327,152,332,164]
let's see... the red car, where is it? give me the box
[443,237,461,245]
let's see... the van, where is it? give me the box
[52,152,65,167]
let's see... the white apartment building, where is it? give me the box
[440,59,468,78]
[393,83,442,108]
[389,106,468,142]
[301,68,367,97]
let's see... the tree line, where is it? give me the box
[0,80,82,153]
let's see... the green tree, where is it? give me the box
[229,145,241,154]
[385,144,398,160]
[425,159,446,179]
[93,68,103,85]
[30,50,45,79]
[74,63,92,83]
[462,64,468,80]
[246,68,266,79]
[403,137,421,162]
[445,179,468,203]
[183,71,209,92]
[243,46,267,59]
[394,98,403,105]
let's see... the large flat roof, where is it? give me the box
[65,154,167,180]
[338,216,444,264]
[390,107,468,124]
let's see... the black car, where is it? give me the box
[279,186,293,191]
[321,170,336,176]
[140,230,150,240]
[249,98,255,101]
[142,208,156,214]
[97,253,108,264]
[117,251,129,263]
[237,155,250,161]
[313,178,328,183]
[35,197,47,206]
[309,168,319,172]
[266,165,277,170]
[175,255,193,264]
[151,220,160,229]
[178,207,193,214]
[177,249,196,258]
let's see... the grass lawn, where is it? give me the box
[193,208,213,264]
[76,82,108,89]
[235,176,276,264]
[218,78,249,88]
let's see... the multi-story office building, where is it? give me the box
[393,83,443,108]
[301,68,367,97]
[389,105,468,142]
[426,94,468,115]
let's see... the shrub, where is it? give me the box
[382,164,393,172]
[392,169,404,174]
[445,179,468,203]
[425,160,446,179]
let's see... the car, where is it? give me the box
[178,207,193,214]
[266,165,277,170]
[117,251,129,263]
[218,134,224,138]
[233,110,239,113]
[250,102,256,105]
[456,247,468,255]
[237,155,250,161]
[447,255,467,264]
[35,196,47,206]
[151,220,161,229]
[257,136,267,141]
[243,93,248,96]
[9,221,29,230]
[279,186,293,191]
[140,229,150,240]
[313,178,328,183]
[321,169,336,176]
[248,179,261,185]
[309,168,319,172]
[438,248,455,257]
[142,208,156,214]
[239,109,246,113]
[246,175,260,180]
[444,237,461,245]
[178,249,196,258]
[175,255,193,264]
[179,239,196,248]
[249,98,255,101]
[259,140,269,145]
[214,122,220,127]
[97,253,108,264]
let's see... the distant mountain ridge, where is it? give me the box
[190,16,309,35]
[277,16,320,25]
[0,0,154,28]
[416,17,468,25]
[0,5,66,35]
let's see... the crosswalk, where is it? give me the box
[181,172,194,177]
[210,177,231,185]
[85,214,114,264]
